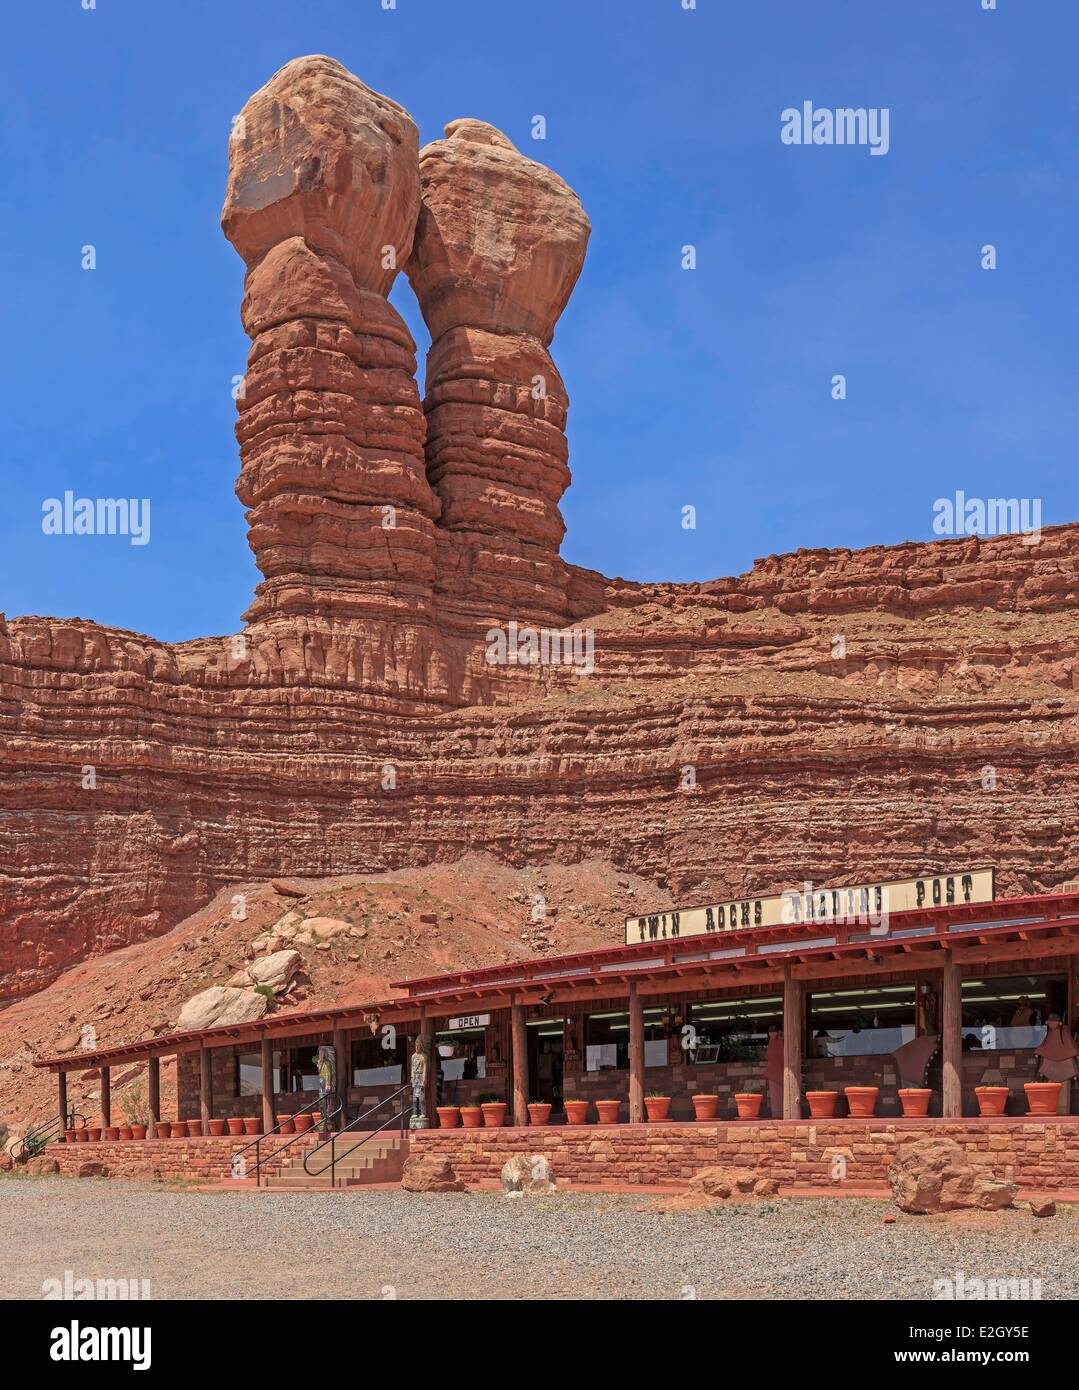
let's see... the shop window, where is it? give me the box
[807,985,917,1057]
[585,1009,667,1070]
[436,1026,487,1083]
[288,1045,322,1093]
[687,995,783,1063]
[350,1034,404,1087]
[236,1049,282,1096]
[960,973,1067,1052]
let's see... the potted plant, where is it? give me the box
[87,1126,102,1142]
[63,1127,77,1143]
[122,1081,149,1140]
[171,1120,188,1138]
[734,1080,764,1120]
[595,1099,621,1124]
[459,1104,483,1128]
[293,1113,314,1133]
[478,1093,507,1127]
[436,1105,461,1129]
[563,1099,589,1125]
[975,1069,1010,1116]
[104,1126,120,1142]
[186,1120,203,1138]
[643,1092,671,1122]
[898,1088,932,1117]
[276,1113,296,1134]
[806,1088,838,1119]
[75,1127,89,1142]
[242,1117,262,1136]
[844,1085,879,1117]
[691,1093,719,1121]
[156,1121,172,1139]
[118,1124,133,1141]
[226,1117,245,1136]
[208,1118,227,1136]
[1024,1081,1062,1116]
[527,1102,551,1126]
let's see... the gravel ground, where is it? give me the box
[3,1176,1075,1301]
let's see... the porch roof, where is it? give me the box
[33,888,1079,1073]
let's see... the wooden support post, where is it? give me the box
[99,1066,111,1129]
[782,965,803,1121]
[628,981,644,1124]
[260,1036,274,1134]
[511,1001,528,1127]
[333,1027,348,1129]
[420,1016,436,1125]
[942,951,962,1118]
[58,1069,68,1132]
[197,1047,211,1137]
[148,1056,160,1131]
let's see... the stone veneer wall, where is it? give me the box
[412,1118,1079,1191]
[50,1133,323,1182]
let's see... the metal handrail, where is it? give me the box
[232,1094,345,1187]
[302,1083,411,1188]
[13,1109,86,1160]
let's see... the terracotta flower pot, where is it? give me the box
[208,1119,227,1136]
[75,1128,89,1142]
[644,1096,671,1122]
[86,1127,102,1142]
[527,1103,551,1126]
[173,1121,190,1138]
[156,1121,172,1139]
[844,1086,879,1117]
[563,1100,589,1125]
[691,1094,719,1121]
[130,1125,147,1140]
[898,1089,932,1118]
[226,1118,245,1136]
[104,1127,120,1142]
[595,1100,621,1124]
[975,1085,1010,1117]
[64,1129,76,1143]
[275,1114,296,1134]
[293,1113,314,1133]
[242,1117,262,1136]
[1024,1082,1062,1116]
[436,1106,461,1129]
[459,1106,483,1128]
[734,1092,763,1120]
[481,1102,507,1128]
[806,1091,837,1119]
[118,1125,133,1141]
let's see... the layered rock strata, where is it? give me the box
[408,119,590,626]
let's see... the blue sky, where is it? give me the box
[2,0,1076,641]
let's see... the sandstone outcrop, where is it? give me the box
[1,55,1078,1006]
[408,119,590,624]
[889,1135,1016,1213]
[176,986,269,1032]
[223,56,438,623]
[245,949,302,993]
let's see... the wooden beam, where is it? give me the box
[942,951,962,1118]
[782,966,803,1121]
[333,1027,348,1128]
[628,981,644,1124]
[58,1069,68,1133]
[511,1001,528,1128]
[260,1037,274,1134]
[99,1066,111,1129]
[147,1056,160,1131]
[420,1016,436,1126]
[197,1047,211,1136]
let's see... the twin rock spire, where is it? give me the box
[221,55,590,628]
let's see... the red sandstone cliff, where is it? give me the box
[1,56,1077,1004]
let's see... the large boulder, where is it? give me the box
[246,949,302,992]
[500,1154,557,1195]
[889,1136,1016,1214]
[689,1167,779,1200]
[400,1156,466,1193]
[176,986,268,1031]
[25,1156,59,1176]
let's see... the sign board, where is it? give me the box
[446,1014,491,1031]
[624,868,995,946]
